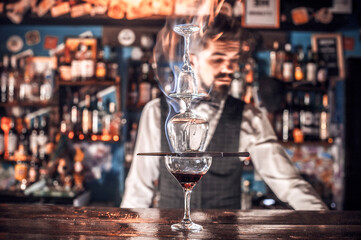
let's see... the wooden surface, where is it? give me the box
[0,204,360,239]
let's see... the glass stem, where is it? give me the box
[183,189,192,223]
[182,33,198,94]
[183,34,191,71]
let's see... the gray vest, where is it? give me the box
[158,96,244,209]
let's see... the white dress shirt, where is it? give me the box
[121,97,328,210]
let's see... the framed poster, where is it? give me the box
[242,0,280,28]
[312,33,345,79]
[65,37,97,59]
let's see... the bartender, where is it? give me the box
[121,14,328,210]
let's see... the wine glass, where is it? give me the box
[170,23,205,99]
[165,155,212,231]
[167,23,209,153]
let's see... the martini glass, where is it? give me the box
[165,155,212,231]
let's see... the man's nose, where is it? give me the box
[220,61,237,74]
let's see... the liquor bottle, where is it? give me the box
[1,55,9,103]
[269,41,279,78]
[60,105,70,135]
[149,62,161,100]
[137,62,151,108]
[317,56,328,85]
[40,67,53,101]
[92,97,105,139]
[282,91,293,142]
[17,58,26,101]
[59,46,72,81]
[294,45,305,82]
[102,99,111,139]
[125,122,138,163]
[106,47,119,82]
[29,117,39,157]
[242,59,256,105]
[8,56,17,103]
[282,43,294,83]
[306,46,317,83]
[244,60,255,84]
[14,162,28,190]
[27,159,39,184]
[73,147,85,190]
[151,76,161,100]
[81,93,92,139]
[109,101,120,141]
[127,66,138,108]
[241,180,252,210]
[243,85,254,105]
[95,50,106,81]
[71,44,82,82]
[300,92,318,140]
[19,70,32,101]
[8,117,18,157]
[80,44,94,81]
[292,93,302,137]
[19,118,30,156]
[276,43,286,80]
[91,95,99,140]
[37,116,49,162]
[70,92,81,140]
[231,70,242,99]
[0,119,4,159]
[319,94,329,141]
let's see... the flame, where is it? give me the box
[211,32,224,41]
[153,0,225,96]
[152,0,226,152]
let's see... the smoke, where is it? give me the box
[152,0,224,152]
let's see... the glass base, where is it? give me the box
[171,221,203,232]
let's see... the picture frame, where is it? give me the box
[242,0,280,29]
[64,37,97,59]
[311,33,345,79]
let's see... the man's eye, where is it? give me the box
[210,58,224,64]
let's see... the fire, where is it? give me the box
[153,0,226,95]
[211,32,224,41]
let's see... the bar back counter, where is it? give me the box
[0,204,360,239]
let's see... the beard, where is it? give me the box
[200,73,232,103]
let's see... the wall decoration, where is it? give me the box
[118,28,136,46]
[25,30,41,46]
[6,35,24,53]
[43,35,58,50]
[242,0,280,28]
[312,33,345,79]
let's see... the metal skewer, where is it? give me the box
[137,152,250,158]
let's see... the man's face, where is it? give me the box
[191,39,241,95]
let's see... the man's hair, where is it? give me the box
[191,14,241,52]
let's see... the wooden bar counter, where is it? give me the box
[0,204,360,239]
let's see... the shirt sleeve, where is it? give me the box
[120,99,161,208]
[240,105,328,210]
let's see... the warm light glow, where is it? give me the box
[68,132,74,139]
[294,66,304,81]
[328,138,333,144]
[211,32,223,42]
[101,135,112,141]
[113,135,120,141]
[293,128,304,143]
[79,134,84,140]
[91,135,98,141]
